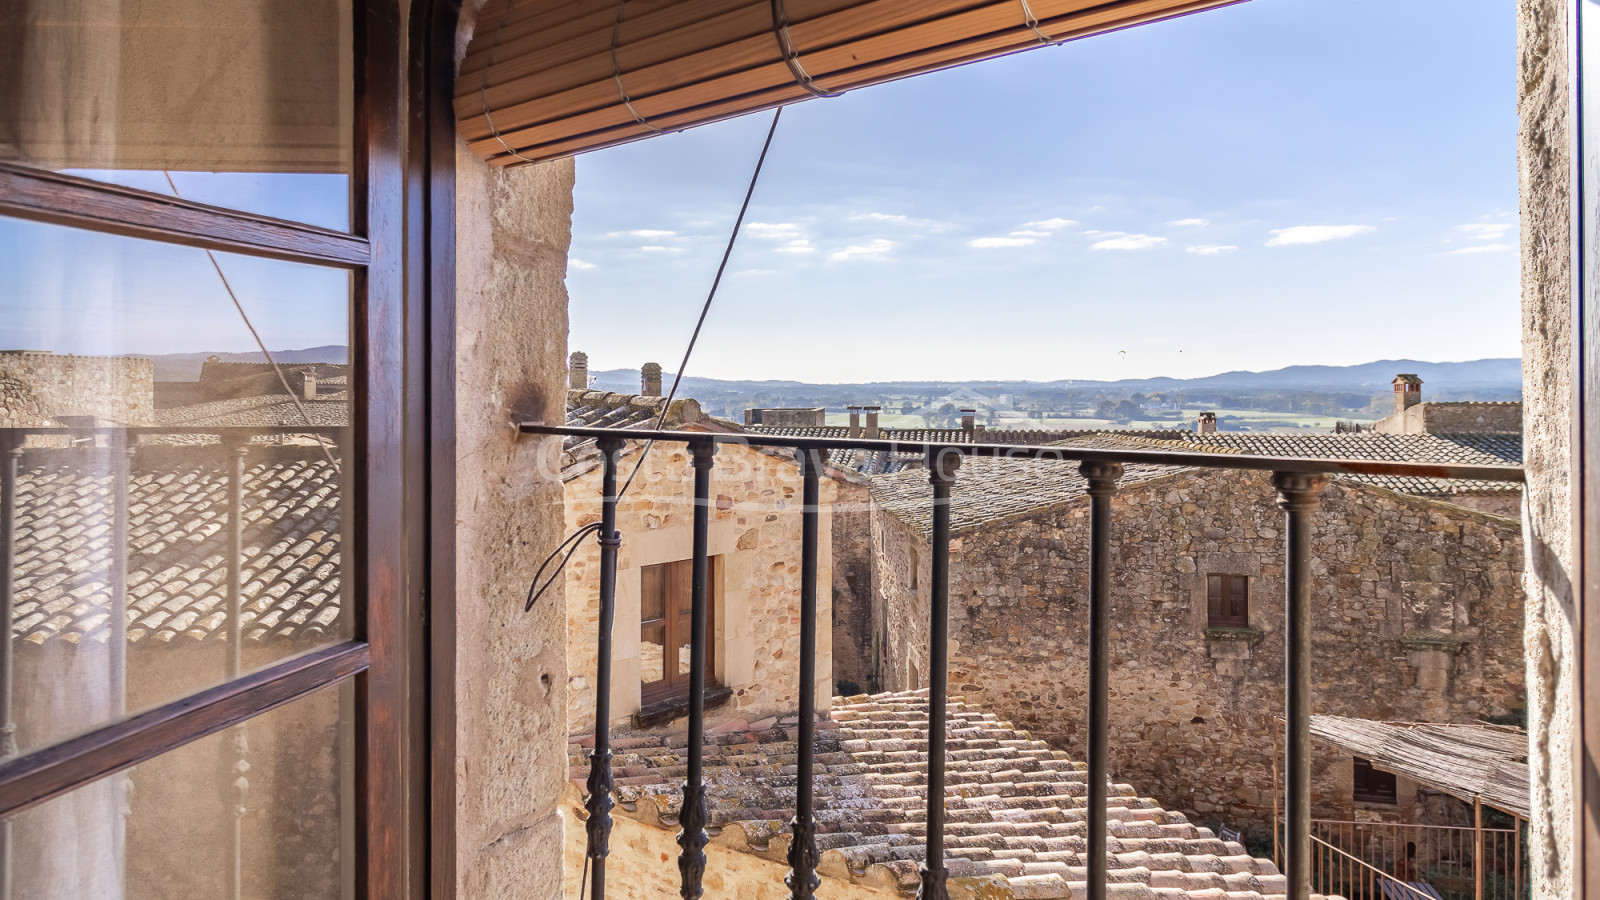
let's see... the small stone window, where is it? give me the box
[1353,757,1398,805]
[910,545,920,595]
[1207,574,1249,627]
[640,559,717,703]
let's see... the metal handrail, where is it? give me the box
[1309,832,1437,900]
[522,422,1526,900]
[518,423,1525,482]
[1312,817,1518,834]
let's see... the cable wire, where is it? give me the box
[523,107,784,611]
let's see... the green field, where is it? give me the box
[825,410,1366,433]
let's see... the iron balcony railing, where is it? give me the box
[522,423,1525,900]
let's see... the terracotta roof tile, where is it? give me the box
[568,691,1310,898]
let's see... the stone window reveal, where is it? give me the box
[1353,756,1398,805]
[1207,574,1250,627]
[641,559,717,702]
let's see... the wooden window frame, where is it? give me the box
[1206,573,1250,628]
[0,2,421,896]
[639,558,719,705]
[1352,757,1398,805]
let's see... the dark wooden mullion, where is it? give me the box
[0,163,369,268]
[0,640,370,820]
[354,0,410,897]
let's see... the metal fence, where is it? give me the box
[521,423,1525,900]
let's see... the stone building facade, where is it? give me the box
[867,445,1525,835]
[0,350,153,427]
[561,390,842,735]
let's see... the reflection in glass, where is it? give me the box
[0,219,351,756]
[0,1,353,230]
[6,683,353,898]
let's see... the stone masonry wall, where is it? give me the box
[564,440,834,735]
[873,469,1525,838]
[1420,402,1523,435]
[1518,0,1576,896]
[0,351,153,426]
[829,476,875,693]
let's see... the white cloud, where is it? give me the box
[1459,223,1513,241]
[775,239,816,255]
[609,228,675,238]
[1091,233,1168,251]
[1186,245,1237,255]
[1170,218,1210,227]
[853,212,908,223]
[849,212,953,232]
[569,258,597,270]
[1452,243,1513,255]
[829,239,895,261]
[746,222,803,239]
[1009,230,1051,238]
[1265,225,1374,246]
[970,236,1036,248]
[639,245,683,253]
[1021,217,1077,231]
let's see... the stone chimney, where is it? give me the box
[847,406,862,439]
[864,406,881,440]
[302,368,318,401]
[1197,411,1217,433]
[641,361,662,397]
[569,351,589,390]
[1393,374,1422,415]
[960,409,976,436]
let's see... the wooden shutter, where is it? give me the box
[456,0,1248,167]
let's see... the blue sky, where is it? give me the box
[567,0,1520,383]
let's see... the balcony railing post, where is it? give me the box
[0,435,16,900]
[226,439,248,900]
[918,446,961,900]
[1272,472,1325,900]
[787,449,825,900]
[1081,460,1123,900]
[679,439,717,900]
[586,436,626,900]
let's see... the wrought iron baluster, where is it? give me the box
[587,437,626,900]
[1081,461,1123,900]
[1272,472,1324,900]
[678,440,717,900]
[0,435,17,900]
[918,447,960,900]
[786,449,823,900]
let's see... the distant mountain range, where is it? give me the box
[588,358,1523,398]
[147,345,348,382]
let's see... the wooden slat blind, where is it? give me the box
[456,0,1247,167]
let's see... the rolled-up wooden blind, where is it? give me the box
[456,0,1245,167]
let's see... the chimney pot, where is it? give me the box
[569,351,589,390]
[1392,374,1422,415]
[864,406,881,440]
[960,408,976,436]
[302,369,318,402]
[1197,411,1217,434]
[641,362,663,397]
[847,406,862,439]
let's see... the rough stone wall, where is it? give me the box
[1421,402,1523,435]
[870,504,931,695]
[452,65,577,898]
[1518,1,1577,896]
[829,476,875,693]
[0,351,153,426]
[564,441,834,735]
[874,469,1526,836]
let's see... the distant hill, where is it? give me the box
[146,345,349,382]
[587,358,1522,397]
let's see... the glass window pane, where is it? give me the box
[0,1,353,231]
[6,682,353,899]
[640,624,666,687]
[3,219,352,756]
[640,565,664,623]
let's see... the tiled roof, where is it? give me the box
[868,435,1220,537]
[747,426,1189,477]
[568,691,1298,899]
[152,394,350,429]
[13,447,342,645]
[561,389,712,481]
[1178,432,1522,497]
